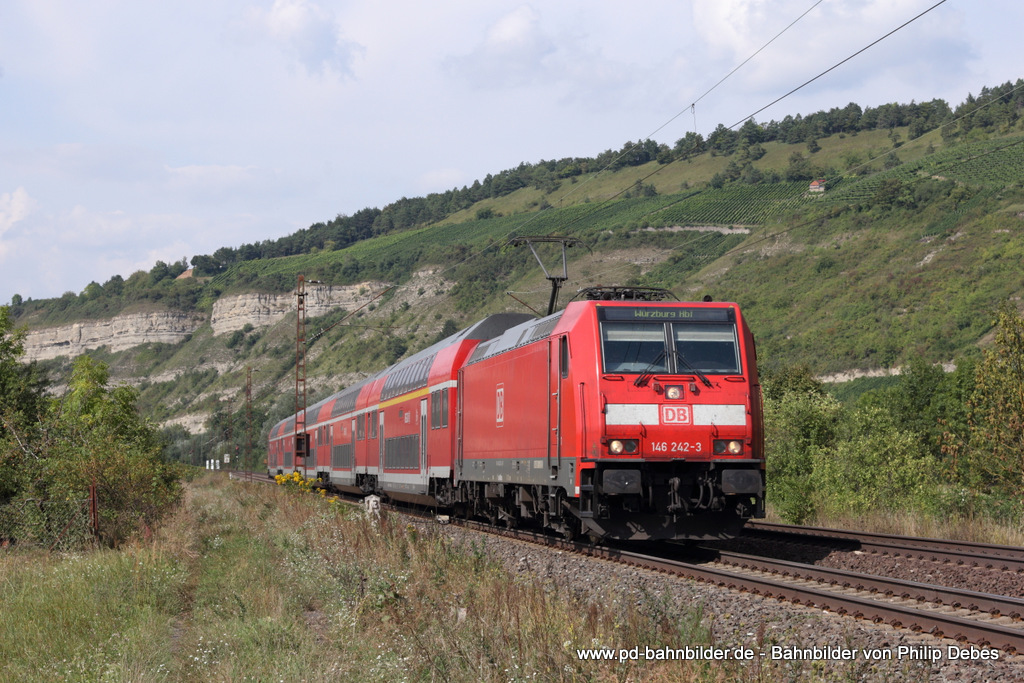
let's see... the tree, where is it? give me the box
[764,390,841,523]
[811,405,935,518]
[82,281,103,300]
[950,303,1024,500]
[0,306,47,430]
[103,274,125,296]
[673,132,705,159]
[190,254,222,276]
[706,124,739,156]
[784,151,813,182]
[149,260,171,284]
[2,351,180,542]
[11,356,180,545]
[1,307,48,502]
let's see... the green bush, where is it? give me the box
[811,405,937,517]
[2,356,180,546]
[764,390,841,523]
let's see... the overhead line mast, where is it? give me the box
[294,275,315,477]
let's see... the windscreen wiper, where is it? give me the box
[633,351,666,387]
[673,350,713,388]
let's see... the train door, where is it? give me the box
[419,398,429,487]
[351,419,359,473]
[548,335,567,478]
[378,411,385,472]
[455,369,465,481]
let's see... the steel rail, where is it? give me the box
[711,548,1024,619]
[461,521,1024,654]
[745,521,1024,573]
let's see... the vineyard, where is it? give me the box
[205,133,1024,296]
[823,134,1024,205]
[648,182,813,226]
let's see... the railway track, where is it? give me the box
[744,521,1024,573]
[457,521,1024,655]
[232,473,1024,653]
[704,547,1024,654]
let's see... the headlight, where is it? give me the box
[713,439,744,455]
[665,385,683,400]
[608,439,638,455]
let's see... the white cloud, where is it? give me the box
[0,187,34,263]
[445,5,556,88]
[690,0,974,109]
[1,0,1020,301]
[243,0,363,77]
[164,164,281,204]
[0,187,33,237]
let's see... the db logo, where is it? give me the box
[660,405,691,425]
[496,384,505,427]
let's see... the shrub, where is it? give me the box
[764,390,842,523]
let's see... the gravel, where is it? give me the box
[720,534,1024,599]
[435,521,1024,682]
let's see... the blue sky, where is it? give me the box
[1,0,1020,301]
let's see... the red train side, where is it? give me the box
[269,299,764,542]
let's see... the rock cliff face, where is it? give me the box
[20,281,388,361]
[23,310,207,362]
[209,282,387,335]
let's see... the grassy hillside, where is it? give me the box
[18,120,1024,445]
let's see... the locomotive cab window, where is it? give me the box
[672,323,741,374]
[601,323,668,373]
[601,320,741,375]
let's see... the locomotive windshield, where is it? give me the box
[601,321,741,375]
[601,323,669,373]
[672,323,741,374]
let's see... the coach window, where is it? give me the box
[369,410,378,439]
[356,415,365,441]
[441,388,449,428]
[559,336,569,379]
[431,390,440,429]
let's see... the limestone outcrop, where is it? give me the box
[20,281,389,361]
[23,310,206,362]
[209,282,387,335]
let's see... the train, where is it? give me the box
[268,288,764,542]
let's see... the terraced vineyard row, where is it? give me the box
[213,135,1024,293]
[824,134,1024,204]
[649,182,812,226]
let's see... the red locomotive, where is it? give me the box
[268,288,764,541]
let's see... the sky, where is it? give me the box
[1,0,1020,302]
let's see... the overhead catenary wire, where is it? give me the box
[388,0,831,293]
[501,0,827,237]
[728,0,950,130]
[489,0,952,282]
[541,0,990,291]
[668,0,826,138]
[345,0,960,310]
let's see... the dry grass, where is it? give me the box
[11,474,1017,681]
[1,475,750,682]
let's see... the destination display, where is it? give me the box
[598,306,734,323]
